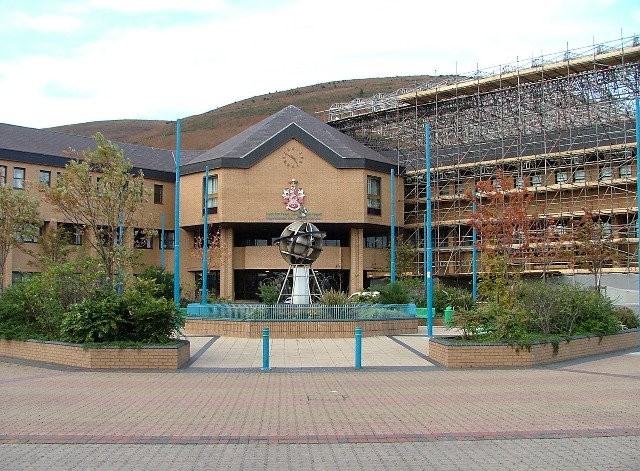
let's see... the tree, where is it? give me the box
[386,237,416,278]
[570,211,619,291]
[471,170,534,303]
[0,185,41,290]
[44,133,152,286]
[526,218,571,281]
[24,225,75,269]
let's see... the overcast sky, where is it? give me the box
[0,0,638,129]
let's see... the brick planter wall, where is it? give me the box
[184,318,418,338]
[428,329,639,368]
[0,339,190,369]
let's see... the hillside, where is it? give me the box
[48,76,436,150]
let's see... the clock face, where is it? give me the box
[282,146,304,168]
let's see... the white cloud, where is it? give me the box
[88,0,228,13]
[0,0,638,128]
[10,11,82,33]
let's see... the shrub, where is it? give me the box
[0,260,105,340]
[317,289,349,305]
[61,280,182,344]
[571,288,620,336]
[257,281,279,305]
[453,307,492,340]
[398,278,426,307]
[377,282,411,304]
[432,285,448,314]
[518,281,564,336]
[138,266,175,300]
[443,286,475,311]
[613,306,639,329]
[61,289,126,343]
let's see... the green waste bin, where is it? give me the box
[444,306,455,327]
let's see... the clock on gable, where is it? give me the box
[282,144,304,168]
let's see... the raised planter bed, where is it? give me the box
[184,318,419,338]
[428,329,639,368]
[0,338,190,370]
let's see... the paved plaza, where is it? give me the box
[1,328,639,470]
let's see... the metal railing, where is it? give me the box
[185,303,417,321]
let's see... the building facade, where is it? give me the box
[0,106,401,300]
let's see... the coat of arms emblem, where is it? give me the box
[282,179,307,216]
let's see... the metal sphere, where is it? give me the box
[277,221,325,265]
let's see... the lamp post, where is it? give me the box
[425,124,433,337]
[173,119,181,307]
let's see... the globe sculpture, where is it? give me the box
[275,221,325,304]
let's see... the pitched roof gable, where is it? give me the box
[181,105,397,174]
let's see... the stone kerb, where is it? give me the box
[0,338,190,370]
[428,329,639,368]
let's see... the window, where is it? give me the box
[154,184,163,204]
[459,226,474,246]
[203,174,218,214]
[59,223,83,245]
[530,173,543,186]
[161,230,175,250]
[555,171,568,184]
[13,167,25,189]
[17,224,41,243]
[0,165,6,185]
[134,228,153,249]
[514,176,524,189]
[12,272,33,284]
[39,170,51,187]
[367,176,381,215]
[433,227,450,248]
[599,166,613,181]
[619,164,632,178]
[573,169,586,183]
[364,235,388,248]
[455,182,465,195]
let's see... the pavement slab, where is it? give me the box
[0,331,639,470]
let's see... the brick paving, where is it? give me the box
[0,333,639,470]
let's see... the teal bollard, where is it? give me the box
[355,327,362,369]
[261,327,271,371]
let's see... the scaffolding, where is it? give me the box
[325,35,640,280]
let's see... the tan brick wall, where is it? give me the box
[184,319,418,338]
[179,140,402,226]
[429,330,639,368]
[0,339,190,369]
[0,156,174,285]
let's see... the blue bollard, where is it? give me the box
[355,327,362,369]
[261,327,270,371]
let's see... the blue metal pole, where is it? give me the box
[390,169,396,283]
[472,190,478,301]
[425,124,434,337]
[173,119,181,307]
[261,327,270,371]
[355,327,362,369]
[423,211,427,298]
[636,97,639,319]
[202,166,209,305]
[160,212,165,270]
